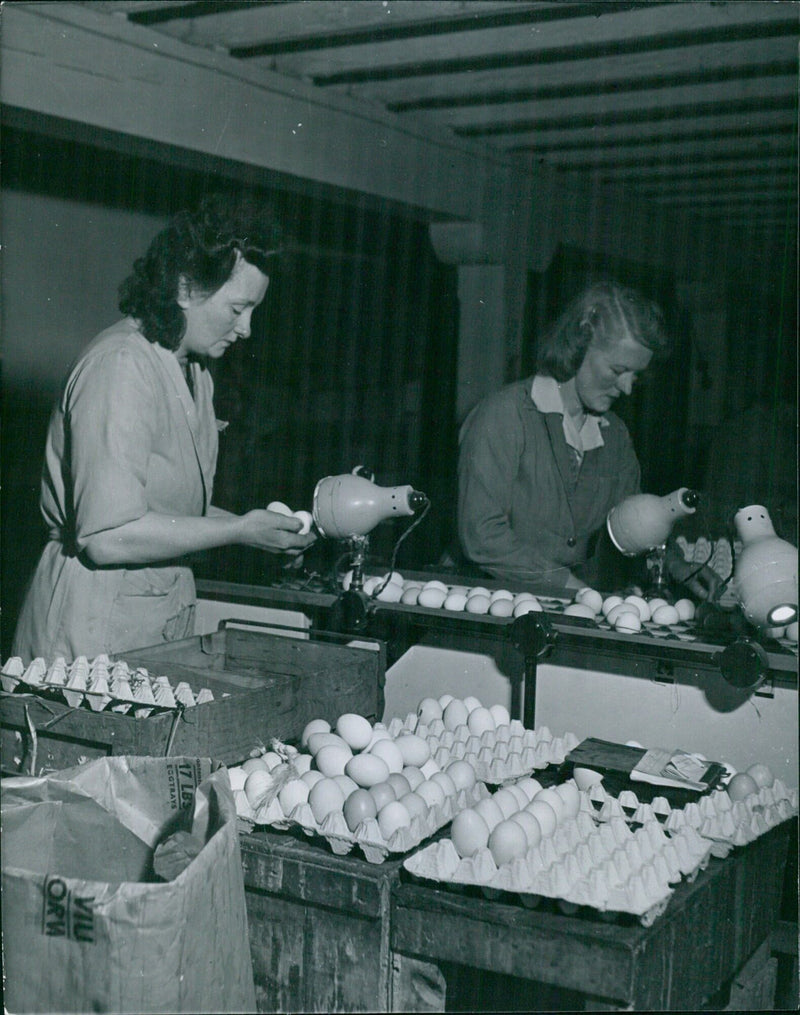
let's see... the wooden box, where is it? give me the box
[0,621,384,774]
[240,828,402,1013]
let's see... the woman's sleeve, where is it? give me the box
[65,348,157,547]
[457,396,572,587]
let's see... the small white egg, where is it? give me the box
[395,732,431,767]
[293,754,312,775]
[416,779,446,809]
[278,779,310,815]
[336,713,373,750]
[301,718,331,748]
[430,771,457,799]
[345,753,390,787]
[674,598,696,621]
[375,581,404,603]
[515,777,543,801]
[572,767,602,791]
[293,510,313,535]
[489,588,514,602]
[401,766,425,791]
[465,594,491,614]
[510,810,542,848]
[262,751,283,771]
[652,604,680,626]
[466,586,491,599]
[362,576,383,596]
[438,693,455,709]
[450,808,490,858]
[307,731,351,757]
[423,580,449,594]
[308,778,345,823]
[525,799,557,838]
[506,784,530,809]
[417,697,443,724]
[443,592,468,611]
[624,595,651,622]
[488,819,529,866]
[445,760,477,792]
[514,599,543,616]
[489,598,515,618]
[463,695,482,712]
[492,787,521,819]
[513,592,538,606]
[267,501,293,515]
[314,744,353,777]
[244,769,275,809]
[601,595,624,617]
[488,703,511,727]
[614,611,642,633]
[343,788,378,831]
[367,724,392,749]
[555,781,580,818]
[647,597,669,614]
[368,737,405,774]
[467,706,496,737]
[341,569,354,591]
[418,587,447,609]
[474,796,504,832]
[575,587,603,614]
[563,603,596,620]
[443,698,470,731]
[382,571,404,587]
[301,770,325,790]
[401,587,421,605]
[532,787,565,823]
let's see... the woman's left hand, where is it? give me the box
[664,542,722,601]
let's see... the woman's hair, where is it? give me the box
[118,192,284,350]
[535,280,671,382]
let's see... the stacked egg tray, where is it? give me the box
[386,713,580,785]
[405,783,714,927]
[0,654,214,715]
[232,752,490,864]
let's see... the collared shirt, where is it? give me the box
[531,375,608,461]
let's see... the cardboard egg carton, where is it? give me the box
[387,714,580,784]
[1,654,213,715]
[405,787,713,926]
[234,761,490,864]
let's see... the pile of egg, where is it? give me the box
[406,779,712,923]
[228,711,488,862]
[386,694,580,783]
[0,654,212,714]
[344,570,556,618]
[564,587,697,634]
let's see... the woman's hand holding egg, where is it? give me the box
[240,502,317,555]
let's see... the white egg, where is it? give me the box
[375,581,404,603]
[506,783,530,809]
[438,693,455,709]
[463,695,482,712]
[443,698,470,731]
[450,808,490,858]
[514,598,544,617]
[465,594,491,614]
[368,738,405,773]
[606,602,639,626]
[445,760,477,792]
[563,603,597,620]
[624,595,651,622]
[647,597,669,614]
[341,569,354,591]
[467,706,496,736]
[418,587,447,609]
[474,796,505,832]
[614,611,642,633]
[362,576,382,596]
[244,769,275,809]
[467,587,491,599]
[367,723,392,749]
[401,766,426,791]
[395,732,431,767]
[488,819,529,866]
[572,767,603,791]
[575,587,603,614]
[262,751,283,771]
[488,703,511,727]
[417,697,443,724]
[345,752,390,787]
[267,501,293,515]
[674,598,696,621]
[399,792,428,820]
[308,778,345,823]
[301,770,325,790]
[307,731,351,757]
[423,580,449,594]
[510,810,542,848]
[601,595,624,617]
[278,779,310,815]
[532,788,565,823]
[416,779,446,809]
[382,571,404,587]
[652,604,680,626]
[293,510,313,535]
[489,588,514,602]
[430,771,458,799]
[525,799,557,838]
[489,598,514,617]
[443,592,468,611]
[555,781,580,818]
[315,744,353,777]
[336,713,373,750]
[515,777,542,801]
[401,587,421,605]
[301,718,331,748]
[492,787,521,819]
[293,754,312,775]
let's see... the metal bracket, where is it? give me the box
[510,612,557,729]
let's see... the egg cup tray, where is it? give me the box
[238,779,490,864]
[405,791,714,926]
[387,714,580,785]
[1,654,213,715]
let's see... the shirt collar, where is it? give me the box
[531,375,607,452]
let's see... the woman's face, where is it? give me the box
[575,334,653,414]
[176,255,269,361]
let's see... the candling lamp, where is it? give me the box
[606,487,700,594]
[732,505,797,629]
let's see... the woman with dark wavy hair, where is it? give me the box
[457,280,717,597]
[13,194,316,662]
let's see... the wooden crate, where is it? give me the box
[1,621,384,774]
[240,828,403,1013]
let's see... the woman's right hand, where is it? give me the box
[239,509,317,556]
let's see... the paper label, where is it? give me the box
[165,758,204,811]
[42,876,96,943]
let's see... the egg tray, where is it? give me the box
[404,795,713,927]
[0,654,215,715]
[387,714,580,785]
[235,763,490,864]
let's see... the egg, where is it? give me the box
[308,778,345,823]
[430,771,457,799]
[624,595,651,622]
[267,500,293,515]
[336,713,373,750]
[416,779,446,809]
[262,751,283,771]
[423,579,449,594]
[488,703,511,727]
[241,756,269,775]
[467,586,491,599]
[334,775,359,798]
[513,592,538,607]
[467,706,496,737]
[444,592,468,611]
[647,597,669,614]
[387,772,412,798]
[395,733,430,767]
[366,724,392,749]
[293,510,313,535]
[533,788,565,823]
[563,603,597,620]
[345,753,390,787]
[463,695,482,712]
[369,738,405,773]
[466,595,491,615]
[745,763,774,789]
[727,772,759,801]
[315,744,353,777]
[438,693,455,709]
[674,598,696,621]
[278,779,310,815]
[362,576,382,596]
[399,791,429,820]
[601,595,624,617]
[614,611,642,633]
[474,796,504,832]
[513,599,543,617]
[489,598,514,618]
[227,766,247,791]
[606,602,640,627]
[445,760,477,792]
[377,800,411,839]
[450,808,491,858]
[555,781,580,818]
[375,581,404,603]
[382,571,404,587]
[510,810,542,848]
[301,718,331,748]
[293,754,312,775]
[307,731,351,757]
[368,781,397,812]
[489,588,514,602]
[651,604,680,626]
[301,770,325,790]
[244,769,274,808]
[492,787,521,819]
[526,799,557,837]
[342,788,378,831]
[418,587,447,609]
[417,697,443,724]
[401,587,421,605]
[575,587,603,614]
[488,819,529,865]
[506,784,530,809]
[443,699,470,731]
[402,766,425,791]
[572,767,603,791]
[515,777,542,800]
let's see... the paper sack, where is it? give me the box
[1,755,256,1014]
